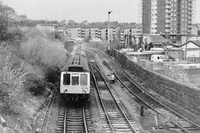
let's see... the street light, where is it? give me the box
[108,11,112,43]
[107,11,112,54]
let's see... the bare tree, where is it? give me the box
[0,2,18,41]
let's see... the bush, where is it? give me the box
[19,28,67,85]
[0,49,28,113]
[20,33,67,69]
[0,27,67,116]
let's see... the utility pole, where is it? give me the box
[185,32,190,60]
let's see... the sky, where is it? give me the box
[2,0,200,23]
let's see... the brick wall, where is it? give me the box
[112,49,200,115]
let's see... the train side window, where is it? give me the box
[63,73,70,85]
[72,76,79,85]
[80,74,88,85]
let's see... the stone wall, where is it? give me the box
[112,49,200,115]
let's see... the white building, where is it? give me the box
[180,40,200,58]
[36,23,58,32]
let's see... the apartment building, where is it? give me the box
[66,25,82,39]
[98,24,121,41]
[120,24,142,46]
[140,0,196,43]
[36,23,58,32]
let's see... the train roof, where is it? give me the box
[62,44,89,72]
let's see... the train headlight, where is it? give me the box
[64,89,68,93]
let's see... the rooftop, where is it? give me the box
[148,34,168,43]
[121,23,142,29]
[180,40,200,47]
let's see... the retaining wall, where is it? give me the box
[112,49,200,115]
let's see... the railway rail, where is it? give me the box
[39,91,55,133]
[87,50,139,133]
[56,101,92,133]
[87,48,200,133]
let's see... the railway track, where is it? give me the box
[56,101,92,133]
[39,91,55,133]
[87,50,140,133]
[87,48,200,133]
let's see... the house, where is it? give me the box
[143,34,168,48]
[179,40,200,61]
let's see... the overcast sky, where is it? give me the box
[2,0,200,23]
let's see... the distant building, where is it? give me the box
[191,24,200,40]
[57,26,67,36]
[66,25,82,39]
[36,23,58,32]
[81,25,100,39]
[99,24,121,41]
[179,40,200,60]
[143,34,168,48]
[139,0,196,43]
[120,23,142,47]
[122,23,142,36]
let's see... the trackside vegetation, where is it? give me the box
[0,2,68,132]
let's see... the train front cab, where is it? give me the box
[60,71,90,101]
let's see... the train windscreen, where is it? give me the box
[68,66,83,72]
[80,74,88,85]
[63,73,70,85]
[72,75,79,85]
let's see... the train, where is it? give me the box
[60,43,90,101]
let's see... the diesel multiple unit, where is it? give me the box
[60,44,90,101]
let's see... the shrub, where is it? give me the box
[0,27,67,114]
[20,35,67,68]
[18,28,67,85]
[0,50,28,113]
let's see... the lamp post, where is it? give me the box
[108,11,112,43]
[107,11,112,54]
